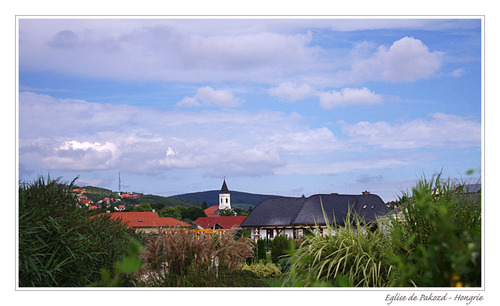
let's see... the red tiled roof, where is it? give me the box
[194,216,247,229]
[97,212,191,228]
[204,206,220,217]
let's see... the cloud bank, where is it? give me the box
[19,92,480,178]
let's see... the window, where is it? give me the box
[226,198,228,203]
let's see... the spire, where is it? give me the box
[220,179,230,194]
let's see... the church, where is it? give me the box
[194,179,247,230]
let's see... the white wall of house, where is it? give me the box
[251,228,305,240]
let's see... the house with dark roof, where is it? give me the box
[240,191,389,240]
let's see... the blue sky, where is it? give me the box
[17,18,482,202]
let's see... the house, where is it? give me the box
[204,206,220,217]
[96,211,192,233]
[120,192,140,199]
[115,204,126,211]
[194,216,247,230]
[240,191,390,241]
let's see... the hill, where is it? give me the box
[76,185,201,208]
[169,190,280,211]
[76,185,279,211]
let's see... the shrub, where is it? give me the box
[285,209,393,287]
[270,234,291,263]
[242,261,282,278]
[256,238,267,261]
[388,174,481,287]
[18,176,139,287]
[139,228,254,287]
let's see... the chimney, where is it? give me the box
[152,209,155,214]
[362,191,370,195]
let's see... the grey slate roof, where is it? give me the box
[241,197,307,227]
[241,193,389,227]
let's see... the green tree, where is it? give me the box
[219,208,236,216]
[179,206,207,221]
[133,203,153,212]
[201,201,208,210]
[160,206,182,219]
[270,234,291,264]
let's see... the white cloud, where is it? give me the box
[269,82,315,102]
[19,92,481,180]
[351,36,442,82]
[451,68,466,77]
[177,86,244,108]
[19,92,338,177]
[19,20,321,84]
[340,112,481,149]
[318,87,384,109]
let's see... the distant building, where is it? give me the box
[194,216,247,230]
[219,179,231,210]
[96,211,192,233]
[241,191,390,241]
[204,205,220,217]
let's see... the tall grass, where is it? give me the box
[388,173,481,287]
[138,228,255,286]
[19,176,139,287]
[285,209,393,287]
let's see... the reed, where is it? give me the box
[285,207,393,287]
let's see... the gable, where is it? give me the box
[194,216,247,229]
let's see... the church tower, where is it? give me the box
[219,179,231,210]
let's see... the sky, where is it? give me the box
[17,17,483,202]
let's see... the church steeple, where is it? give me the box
[220,179,230,194]
[219,178,231,210]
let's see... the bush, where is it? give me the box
[285,210,393,287]
[18,176,139,287]
[256,238,267,261]
[139,228,254,287]
[270,234,291,263]
[388,174,481,287]
[242,261,282,278]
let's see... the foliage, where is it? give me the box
[179,206,207,221]
[138,228,255,286]
[133,203,153,212]
[285,210,393,287]
[256,238,267,262]
[218,208,236,216]
[91,238,144,287]
[242,261,282,278]
[159,206,182,219]
[19,176,138,287]
[270,234,292,263]
[388,174,481,287]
